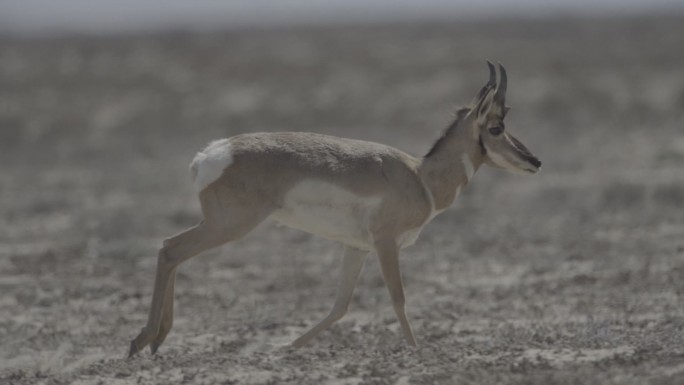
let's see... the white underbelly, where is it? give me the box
[397,226,423,248]
[269,180,382,250]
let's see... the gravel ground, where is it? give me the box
[1,15,684,384]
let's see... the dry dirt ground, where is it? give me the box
[1,16,684,385]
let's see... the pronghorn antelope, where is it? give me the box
[128,62,541,357]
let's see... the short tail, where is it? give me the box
[189,154,201,184]
[188,139,232,193]
[189,152,207,186]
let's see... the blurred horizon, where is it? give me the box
[1,0,683,36]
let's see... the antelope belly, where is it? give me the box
[269,180,381,249]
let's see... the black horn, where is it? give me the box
[472,61,497,106]
[487,61,496,87]
[494,63,507,105]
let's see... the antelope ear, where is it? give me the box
[476,97,491,118]
[465,95,491,130]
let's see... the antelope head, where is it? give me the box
[468,62,541,175]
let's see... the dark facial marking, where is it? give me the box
[528,156,542,168]
[509,135,542,168]
[478,134,487,155]
[509,135,533,157]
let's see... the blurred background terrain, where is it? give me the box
[1,1,684,384]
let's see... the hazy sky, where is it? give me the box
[1,0,682,35]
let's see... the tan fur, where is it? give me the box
[128,63,540,357]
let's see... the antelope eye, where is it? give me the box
[489,126,503,136]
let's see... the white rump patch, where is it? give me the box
[190,139,233,192]
[461,154,475,181]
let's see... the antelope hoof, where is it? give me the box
[128,340,141,359]
[129,327,153,358]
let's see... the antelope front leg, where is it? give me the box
[375,239,417,346]
[291,246,368,348]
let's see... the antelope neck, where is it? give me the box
[419,131,484,211]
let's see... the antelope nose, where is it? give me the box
[529,157,542,169]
